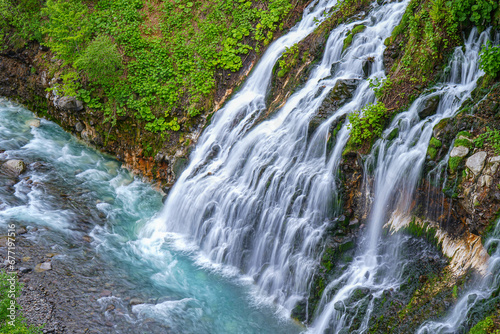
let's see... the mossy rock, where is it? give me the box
[343,25,366,51]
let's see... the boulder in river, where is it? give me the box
[26,118,40,127]
[3,159,26,176]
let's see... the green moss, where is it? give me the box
[427,146,437,160]
[448,156,463,173]
[401,219,442,252]
[457,130,473,138]
[429,137,442,148]
[454,138,473,148]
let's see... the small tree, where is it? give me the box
[74,34,123,87]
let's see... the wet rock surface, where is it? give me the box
[2,159,26,176]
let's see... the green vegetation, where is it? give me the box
[74,35,123,87]
[4,0,296,132]
[0,270,43,333]
[448,0,498,27]
[468,316,500,334]
[474,127,500,154]
[369,77,393,100]
[427,136,442,159]
[347,102,388,145]
[480,42,500,78]
[0,0,42,50]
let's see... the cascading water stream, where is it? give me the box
[143,0,409,317]
[309,28,493,333]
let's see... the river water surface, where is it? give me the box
[0,98,303,333]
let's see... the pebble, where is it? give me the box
[35,262,52,272]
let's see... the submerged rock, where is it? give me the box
[26,118,40,127]
[466,151,487,175]
[3,159,26,176]
[129,297,145,306]
[310,79,359,133]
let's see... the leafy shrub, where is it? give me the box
[447,0,498,27]
[474,127,500,153]
[74,35,123,87]
[347,102,388,145]
[480,42,500,78]
[369,77,393,99]
[0,0,42,49]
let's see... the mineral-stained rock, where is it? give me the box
[466,151,487,175]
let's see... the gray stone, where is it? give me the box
[466,151,487,175]
[19,267,31,273]
[75,122,84,132]
[129,297,145,306]
[58,96,84,111]
[349,218,360,226]
[489,156,500,164]
[450,146,469,158]
[418,95,440,119]
[3,160,26,176]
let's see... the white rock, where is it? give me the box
[466,151,487,175]
[3,160,26,176]
[478,175,493,188]
[26,119,40,127]
[450,146,469,158]
[489,156,500,164]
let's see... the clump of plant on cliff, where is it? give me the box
[347,102,388,146]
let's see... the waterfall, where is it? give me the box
[309,28,492,333]
[142,0,409,316]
